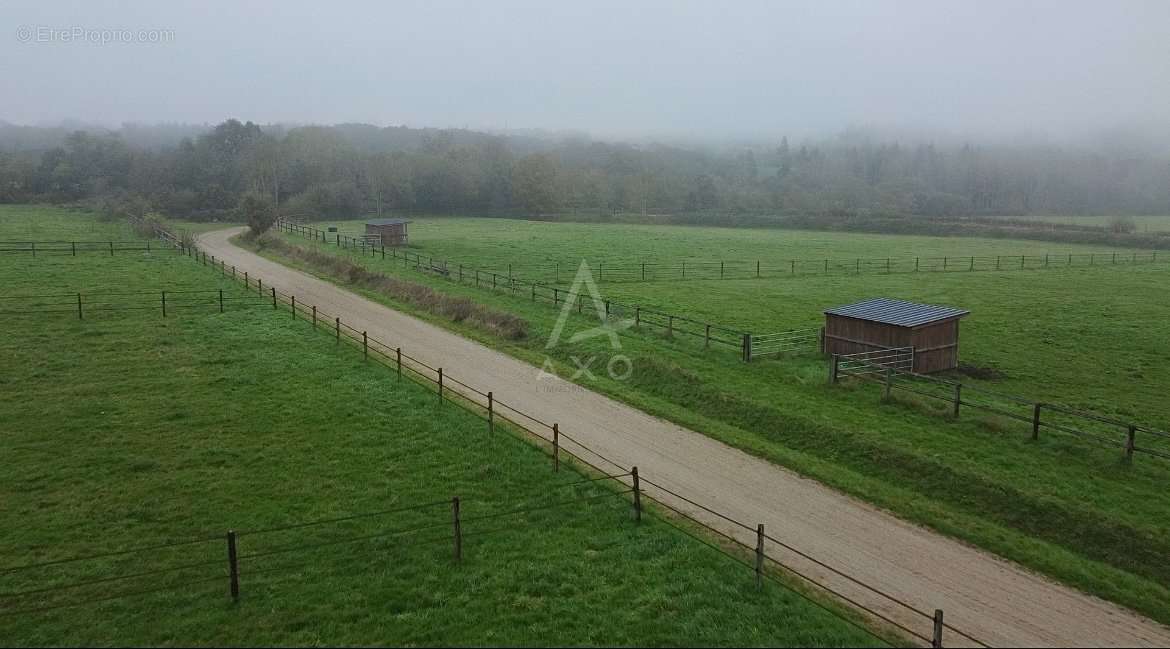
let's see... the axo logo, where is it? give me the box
[539,261,635,386]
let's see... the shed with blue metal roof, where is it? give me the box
[823,298,969,373]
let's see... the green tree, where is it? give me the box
[239,191,276,235]
[512,154,560,214]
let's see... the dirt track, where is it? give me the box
[200,227,1170,648]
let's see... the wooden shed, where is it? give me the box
[823,298,969,374]
[365,218,411,246]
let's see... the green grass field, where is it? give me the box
[0,206,887,646]
[254,215,1170,625]
[991,214,1170,233]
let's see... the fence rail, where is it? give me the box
[750,327,822,358]
[830,353,1170,464]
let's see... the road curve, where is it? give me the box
[200,227,1170,648]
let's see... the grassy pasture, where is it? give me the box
[0,207,885,646]
[261,216,1170,624]
[990,214,1170,233]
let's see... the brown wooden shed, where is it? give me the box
[823,298,969,374]
[365,218,411,246]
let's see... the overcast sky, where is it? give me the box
[3,0,1169,141]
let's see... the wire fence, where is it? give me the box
[0,481,635,621]
[103,224,994,647]
[278,222,1166,286]
[831,350,1170,463]
[278,220,753,358]
[0,240,164,256]
[0,288,268,319]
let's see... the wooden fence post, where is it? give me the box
[1032,403,1042,440]
[438,368,444,403]
[396,347,402,380]
[219,289,224,314]
[452,497,462,561]
[667,316,674,337]
[77,293,83,320]
[755,524,765,588]
[257,277,262,295]
[952,383,962,418]
[1125,425,1136,463]
[742,333,752,363]
[161,290,167,317]
[553,423,560,472]
[829,354,840,384]
[363,331,368,360]
[312,305,317,328]
[884,367,893,400]
[756,260,760,277]
[641,262,646,280]
[704,324,711,349]
[71,241,75,256]
[634,306,640,327]
[335,317,340,344]
[631,466,642,522]
[227,530,240,601]
[487,391,494,432]
[932,609,944,648]
[271,287,277,309]
[291,295,296,318]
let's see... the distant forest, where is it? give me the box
[1,119,1168,227]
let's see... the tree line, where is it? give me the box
[1,119,1168,224]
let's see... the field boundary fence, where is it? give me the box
[277,219,756,360]
[0,240,162,256]
[0,287,268,319]
[92,221,989,647]
[831,350,1170,464]
[279,221,1165,287]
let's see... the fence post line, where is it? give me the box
[883,367,893,400]
[257,277,262,295]
[438,368,444,403]
[704,324,711,349]
[742,333,753,363]
[77,293,83,319]
[363,331,368,360]
[641,262,646,280]
[110,241,114,256]
[552,423,560,472]
[291,295,296,318]
[312,305,317,328]
[71,241,76,256]
[335,317,340,344]
[757,260,760,277]
[631,466,642,522]
[1032,403,1042,440]
[952,383,962,418]
[452,497,462,561]
[487,391,494,432]
[755,524,765,588]
[932,609,944,648]
[396,347,402,380]
[1125,425,1136,463]
[161,290,167,317]
[227,530,240,601]
[219,289,224,314]
[668,315,674,337]
[830,354,840,384]
[720,260,724,279]
[271,287,277,309]
[634,306,640,327]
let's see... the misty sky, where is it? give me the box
[3,0,1169,140]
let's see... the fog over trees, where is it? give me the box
[1,119,1168,222]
